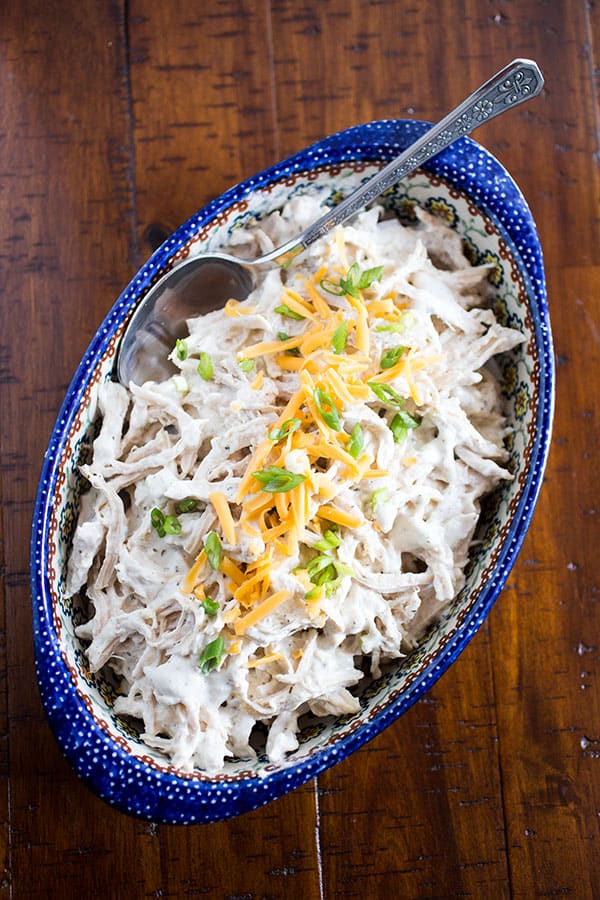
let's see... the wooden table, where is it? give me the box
[1,1,598,896]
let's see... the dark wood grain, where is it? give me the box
[129,0,279,243]
[1,0,599,897]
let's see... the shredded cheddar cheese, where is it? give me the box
[317,505,364,529]
[234,590,291,635]
[208,491,237,545]
[183,253,431,621]
[247,652,284,669]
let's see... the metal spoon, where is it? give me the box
[117,58,543,386]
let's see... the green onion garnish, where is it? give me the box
[274,303,305,320]
[175,338,188,360]
[201,597,219,617]
[151,508,181,537]
[331,322,348,354]
[205,531,222,571]
[325,576,343,596]
[389,410,420,443]
[252,466,306,493]
[376,312,415,333]
[320,263,384,299]
[306,551,353,586]
[177,497,198,514]
[347,423,364,460]
[151,507,166,537]
[172,374,188,393]
[199,636,224,673]
[356,265,385,290]
[306,554,337,585]
[313,387,341,431]
[268,418,301,442]
[239,358,255,373]
[380,345,405,369]
[368,381,405,408]
[370,487,389,509]
[163,515,182,535]
[197,351,214,381]
[314,529,341,551]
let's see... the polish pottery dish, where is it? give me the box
[31,120,554,824]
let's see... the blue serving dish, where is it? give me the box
[31,120,554,823]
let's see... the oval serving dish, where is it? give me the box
[31,120,554,824]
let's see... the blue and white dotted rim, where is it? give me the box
[31,120,554,823]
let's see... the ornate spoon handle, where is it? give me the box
[268,58,543,266]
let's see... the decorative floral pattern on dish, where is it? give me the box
[31,120,553,824]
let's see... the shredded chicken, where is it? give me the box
[66,197,523,773]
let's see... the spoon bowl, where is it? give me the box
[117,58,543,386]
[117,257,253,385]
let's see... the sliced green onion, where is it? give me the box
[151,508,164,526]
[205,531,222,571]
[238,358,255,373]
[172,374,189,393]
[340,262,361,298]
[306,553,337,586]
[356,265,384,290]
[313,539,332,553]
[151,507,166,537]
[313,531,342,553]
[314,563,337,585]
[175,338,188,361]
[151,509,181,537]
[320,278,346,297]
[376,312,415,333]
[177,497,198,513]
[331,322,348,354]
[389,410,420,443]
[306,553,335,578]
[376,322,405,333]
[380,345,405,370]
[321,263,383,299]
[163,514,182,535]
[197,351,214,381]
[347,423,364,460]
[314,529,341,552]
[268,418,301,442]
[324,566,352,595]
[368,381,405,408]
[308,553,353,586]
[334,560,354,577]
[274,303,305,320]
[201,597,219,617]
[305,586,323,600]
[252,466,306,493]
[370,487,389,509]
[313,387,341,431]
[199,636,224,673]
[325,576,343,596]
[389,415,408,444]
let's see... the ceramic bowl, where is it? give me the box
[31,120,554,824]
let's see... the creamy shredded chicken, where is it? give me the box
[66,196,523,773]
